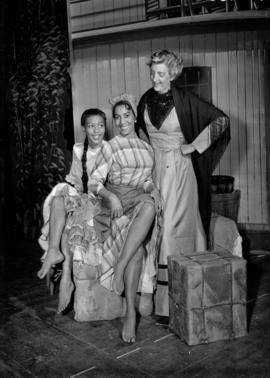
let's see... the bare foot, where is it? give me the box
[112,263,125,296]
[57,275,74,313]
[122,310,136,343]
[37,249,64,279]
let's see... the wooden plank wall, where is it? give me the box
[70,0,145,32]
[71,30,269,226]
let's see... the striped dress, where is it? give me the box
[90,135,154,191]
[70,135,161,294]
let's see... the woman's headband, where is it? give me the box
[109,93,137,117]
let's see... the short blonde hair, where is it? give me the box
[148,50,184,80]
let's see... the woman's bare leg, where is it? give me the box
[58,231,74,313]
[112,201,155,295]
[37,196,65,279]
[46,268,55,295]
[122,246,144,343]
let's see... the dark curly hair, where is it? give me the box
[80,108,106,193]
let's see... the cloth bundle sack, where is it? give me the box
[168,251,247,346]
[209,213,242,257]
[73,262,153,321]
[73,262,125,322]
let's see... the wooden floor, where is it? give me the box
[1,240,270,378]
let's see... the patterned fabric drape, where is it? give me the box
[7,0,72,238]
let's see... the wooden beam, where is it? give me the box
[72,10,270,44]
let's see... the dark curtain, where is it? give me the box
[6,0,73,240]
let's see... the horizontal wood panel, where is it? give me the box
[71,29,270,225]
[70,0,145,32]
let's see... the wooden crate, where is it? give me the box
[168,251,247,345]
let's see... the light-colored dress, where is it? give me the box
[38,142,105,259]
[144,108,207,316]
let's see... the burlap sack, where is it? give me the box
[73,262,126,322]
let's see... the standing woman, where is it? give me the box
[136,50,230,317]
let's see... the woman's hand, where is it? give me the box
[109,194,123,219]
[180,144,195,155]
[143,181,155,193]
[88,184,98,195]
[98,186,123,218]
[150,188,163,213]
